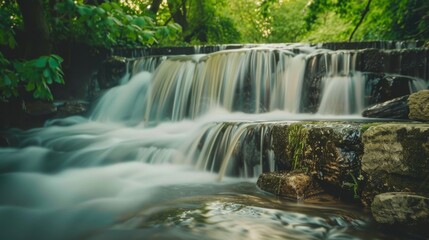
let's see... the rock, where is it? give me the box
[408,90,429,121]
[362,95,409,119]
[267,122,364,199]
[361,124,429,205]
[257,171,323,200]
[371,192,429,225]
[297,123,363,198]
[55,101,89,118]
[0,135,9,147]
[97,56,128,90]
[23,100,57,116]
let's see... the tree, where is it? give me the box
[267,0,308,43]
[0,0,182,101]
[16,0,51,58]
[161,0,239,44]
[222,0,269,43]
[302,0,429,42]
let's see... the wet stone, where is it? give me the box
[361,124,429,205]
[300,123,363,198]
[408,90,429,122]
[55,101,89,118]
[371,192,429,226]
[361,95,409,119]
[257,171,323,200]
[23,100,57,116]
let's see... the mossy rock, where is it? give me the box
[361,123,429,205]
[408,90,429,122]
[303,123,363,199]
[257,171,323,200]
[270,122,364,199]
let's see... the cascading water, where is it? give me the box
[0,45,427,240]
[317,51,366,114]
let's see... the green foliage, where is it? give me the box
[268,0,308,43]
[342,172,364,199]
[287,124,308,170]
[0,53,64,101]
[15,55,64,100]
[0,1,21,49]
[356,0,429,40]
[53,0,181,48]
[302,0,429,42]
[177,0,240,44]
[0,52,19,100]
[222,0,270,43]
[302,12,353,42]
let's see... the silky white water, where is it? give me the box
[1,46,427,240]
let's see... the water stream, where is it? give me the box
[1,45,427,240]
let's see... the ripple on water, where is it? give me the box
[94,192,375,240]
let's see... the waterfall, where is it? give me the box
[317,51,366,114]
[131,55,167,75]
[181,121,276,179]
[88,45,428,176]
[91,47,312,125]
[2,44,428,240]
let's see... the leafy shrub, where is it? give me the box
[0,53,64,101]
[53,0,181,48]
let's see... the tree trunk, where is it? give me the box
[16,0,51,59]
[167,0,188,32]
[150,0,163,15]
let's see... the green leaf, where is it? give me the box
[43,69,50,78]
[142,30,154,39]
[34,57,48,68]
[143,16,155,26]
[94,7,106,16]
[132,17,146,27]
[169,23,182,32]
[108,16,123,27]
[25,81,35,91]
[48,57,60,69]
[100,3,112,11]
[8,36,16,49]
[77,6,92,16]
[33,89,40,98]
[130,24,142,32]
[51,55,63,63]
[125,15,133,22]
[2,75,11,86]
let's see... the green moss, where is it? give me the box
[361,122,385,133]
[397,126,429,178]
[287,123,308,170]
[271,124,290,168]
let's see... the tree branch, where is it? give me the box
[349,0,372,42]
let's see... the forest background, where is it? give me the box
[1,0,428,101]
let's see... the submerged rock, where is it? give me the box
[361,124,429,205]
[257,171,323,200]
[371,192,429,226]
[361,95,409,119]
[408,90,429,121]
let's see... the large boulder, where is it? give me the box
[361,124,429,205]
[371,192,429,226]
[408,90,429,121]
[257,171,323,200]
[361,95,409,119]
